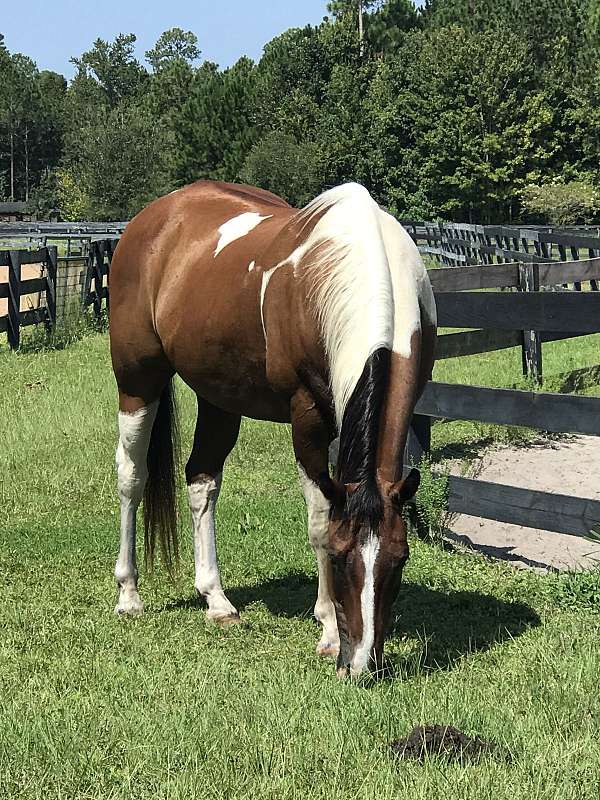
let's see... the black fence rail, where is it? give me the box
[0,247,58,349]
[403,220,600,279]
[406,256,600,541]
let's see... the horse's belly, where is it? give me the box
[174,350,292,422]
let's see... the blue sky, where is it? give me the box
[1,0,333,79]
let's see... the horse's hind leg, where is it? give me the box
[114,398,158,615]
[113,352,174,616]
[186,395,241,625]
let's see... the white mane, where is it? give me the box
[296,183,427,428]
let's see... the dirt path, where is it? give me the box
[445,435,600,572]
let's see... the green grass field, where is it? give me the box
[1,331,600,799]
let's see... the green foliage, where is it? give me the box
[521,181,600,224]
[145,28,200,72]
[175,57,257,184]
[70,34,146,107]
[18,303,107,354]
[240,131,323,207]
[1,3,600,220]
[552,569,600,609]
[67,102,170,220]
[409,457,449,543]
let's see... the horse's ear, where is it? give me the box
[390,468,421,510]
[317,472,347,510]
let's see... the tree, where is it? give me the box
[327,1,419,53]
[240,131,323,206]
[521,181,600,224]
[145,28,200,72]
[70,34,147,107]
[365,25,557,221]
[66,101,170,220]
[175,57,257,184]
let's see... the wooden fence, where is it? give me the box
[403,220,600,276]
[405,256,600,540]
[0,247,58,349]
[0,240,116,348]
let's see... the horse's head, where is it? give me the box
[318,468,420,678]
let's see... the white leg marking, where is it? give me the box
[297,464,340,656]
[188,474,239,622]
[214,212,272,257]
[248,260,255,272]
[350,532,380,676]
[114,402,159,615]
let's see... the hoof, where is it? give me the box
[114,599,144,617]
[336,666,349,679]
[316,640,340,658]
[208,611,242,627]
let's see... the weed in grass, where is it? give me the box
[17,302,108,354]
[550,570,600,609]
[406,457,449,544]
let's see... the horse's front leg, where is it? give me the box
[297,464,340,656]
[291,389,339,657]
[188,473,239,623]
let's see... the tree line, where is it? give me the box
[1,0,599,224]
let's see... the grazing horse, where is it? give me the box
[109,180,436,677]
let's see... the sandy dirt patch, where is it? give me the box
[445,435,600,572]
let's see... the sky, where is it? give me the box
[1,0,335,79]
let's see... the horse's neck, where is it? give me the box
[376,344,421,484]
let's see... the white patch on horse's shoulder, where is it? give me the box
[214,212,272,257]
[259,254,295,338]
[248,260,255,272]
[350,532,380,676]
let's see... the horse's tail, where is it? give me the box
[144,379,180,573]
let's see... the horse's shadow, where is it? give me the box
[169,571,540,674]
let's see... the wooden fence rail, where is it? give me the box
[0,247,58,348]
[0,240,115,348]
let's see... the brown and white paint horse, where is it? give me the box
[109,180,436,677]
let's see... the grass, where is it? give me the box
[1,332,600,799]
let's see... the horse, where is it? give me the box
[109,180,436,677]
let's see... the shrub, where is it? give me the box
[521,181,600,225]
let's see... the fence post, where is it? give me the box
[519,261,542,385]
[45,246,58,332]
[83,242,95,309]
[93,241,105,318]
[7,250,22,350]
